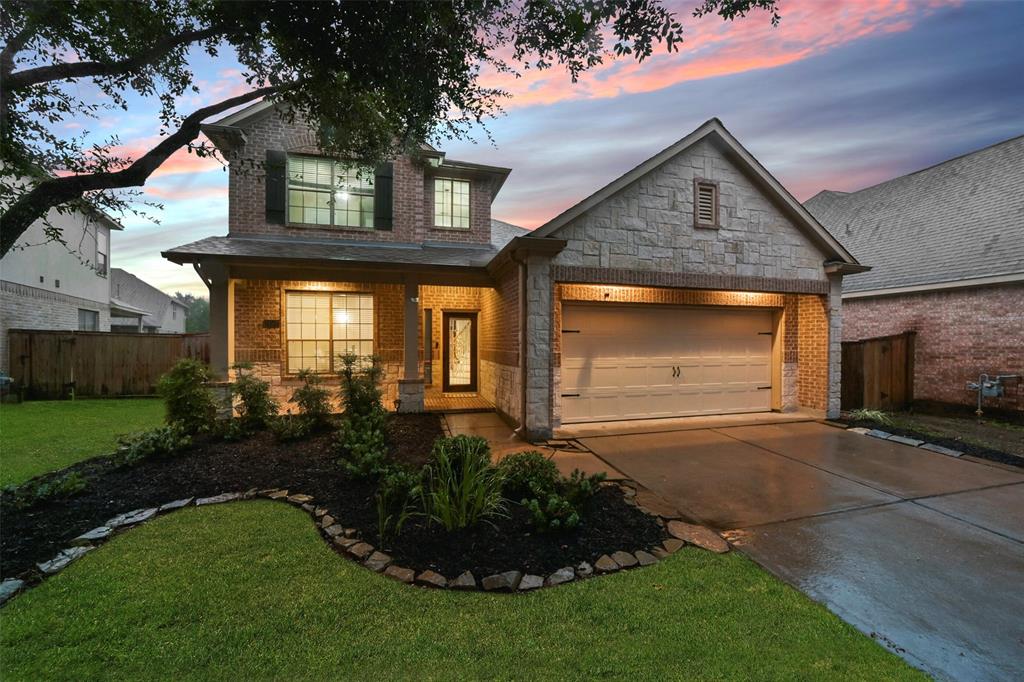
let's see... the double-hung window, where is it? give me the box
[285,291,374,373]
[434,178,470,228]
[287,156,375,228]
[96,229,108,276]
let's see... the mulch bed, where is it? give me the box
[1,414,665,582]
[841,418,1024,469]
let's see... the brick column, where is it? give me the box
[397,278,424,412]
[826,274,843,419]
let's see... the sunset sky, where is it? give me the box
[103,0,1024,296]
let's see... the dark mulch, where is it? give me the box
[841,418,1024,469]
[1,414,665,582]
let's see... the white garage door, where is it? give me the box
[560,304,773,423]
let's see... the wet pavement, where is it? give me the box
[581,421,1024,681]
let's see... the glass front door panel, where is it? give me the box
[448,317,473,387]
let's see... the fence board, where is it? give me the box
[841,331,915,411]
[7,329,210,399]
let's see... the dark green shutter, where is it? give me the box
[265,150,287,224]
[374,162,393,230]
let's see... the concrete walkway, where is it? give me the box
[581,421,1024,681]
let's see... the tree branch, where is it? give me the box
[3,24,232,92]
[1,83,285,256]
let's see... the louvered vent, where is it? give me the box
[696,182,717,226]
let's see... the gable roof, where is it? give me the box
[110,268,180,329]
[805,134,1024,295]
[530,118,860,266]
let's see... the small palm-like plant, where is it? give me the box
[848,408,894,426]
[422,435,506,531]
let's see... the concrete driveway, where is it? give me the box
[580,421,1024,681]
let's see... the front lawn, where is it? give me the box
[0,399,164,487]
[0,501,924,681]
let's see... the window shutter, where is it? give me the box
[695,181,717,227]
[265,150,287,224]
[374,162,394,230]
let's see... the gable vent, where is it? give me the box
[694,180,718,228]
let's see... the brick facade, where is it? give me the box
[1,281,111,373]
[225,108,491,245]
[843,283,1024,411]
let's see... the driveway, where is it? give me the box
[580,421,1024,681]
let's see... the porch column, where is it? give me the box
[397,277,425,412]
[826,274,843,420]
[205,261,234,380]
[523,255,554,440]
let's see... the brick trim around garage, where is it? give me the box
[551,265,829,295]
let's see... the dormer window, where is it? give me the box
[287,155,375,228]
[694,179,719,229]
[434,178,470,229]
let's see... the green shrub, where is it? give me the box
[230,362,279,430]
[336,352,389,477]
[422,435,505,531]
[376,467,422,543]
[521,468,606,533]
[2,471,89,510]
[156,358,217,434]
[497,450,560,499]
[289,369,332,426]
[114,423,192,466]
[270,414,316,442]
[848,408,894,426]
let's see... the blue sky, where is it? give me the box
[104,0,1024,296]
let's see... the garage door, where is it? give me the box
[561,304,773,423]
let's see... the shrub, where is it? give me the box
[2,471,89,510]
[336,352,389,477]
[230,362,279,430]
[521,468,606,533]
[497,450,560,500]
[289,369,332,426]
[270,414,316,442]
[422,435,505,531]
[156,358,217,434]
[848,408,894,426]
[376,467,422,543]
[114,423,192,466]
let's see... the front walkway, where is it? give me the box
[579,421,1024,681]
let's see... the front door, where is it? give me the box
[442,312,478,392]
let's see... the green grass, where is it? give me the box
[0,501,924,681]
[0,399,164,486]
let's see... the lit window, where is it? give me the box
[434,178,470,228]
[78,309,99,331]
[287,156,374,228]
[285,291,374,373]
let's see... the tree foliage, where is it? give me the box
[174,292,209,332]
[0,0,779,256]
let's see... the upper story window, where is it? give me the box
[694,179,719,229]
[96,229,109,276]
[434,178,470,229]
[287,155,375,228]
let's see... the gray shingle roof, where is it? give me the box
[805,135,1024,293]
[164,219,529,270]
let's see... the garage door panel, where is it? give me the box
[562,304,774,423]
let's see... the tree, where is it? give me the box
[0,0,780,256]
[174,292,209,333]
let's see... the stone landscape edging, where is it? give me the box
[0,481,731,607]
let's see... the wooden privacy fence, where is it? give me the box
[7,329,210,399]
[841,331,915,411]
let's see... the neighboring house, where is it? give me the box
[0,201,141,372]
[110,268,189,333]
[806,136,1024,412]
[164,103,863,438]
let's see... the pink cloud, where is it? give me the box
[143,184,226,201]
[482,0,958,108]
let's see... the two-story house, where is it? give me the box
[0,201,147,373]
[164,101,864,439]
[110,268,189,334]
